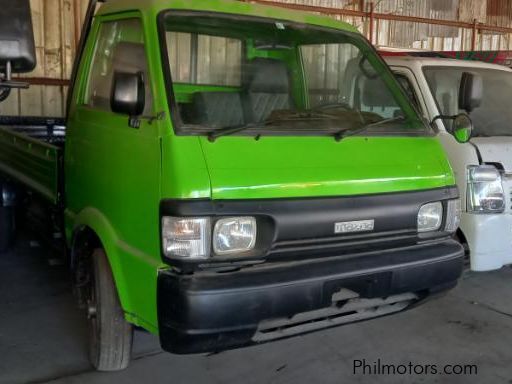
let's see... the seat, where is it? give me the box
[244,58,294,123]
[190,92,245,128]
[361,77,394,108]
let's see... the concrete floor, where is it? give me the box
[2,234,512,384]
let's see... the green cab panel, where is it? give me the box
[98,0,360,34]
[192,136,454,200]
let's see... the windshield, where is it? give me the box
[161,12,426,137]
[424,66,512,137]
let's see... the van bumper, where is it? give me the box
[157,239,464,354]
[461,212,512,271]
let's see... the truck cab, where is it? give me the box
[384,55,512,272]
[0,0,464,371]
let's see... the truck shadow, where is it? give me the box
[0,231,167,384]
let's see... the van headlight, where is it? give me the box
[418,202,443,233]
[213,217,257,255]
[162,216,257,259]
[162,217,211,259]
[467,165,505,213]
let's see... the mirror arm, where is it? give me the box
[128,117,141,129]
[127,111,165,129]
[144,111,165,125]
[431,114,458,125]
[0,61,30,91]
[0,80,30,90]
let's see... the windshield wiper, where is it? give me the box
[207,123,260,142]
[207,111,336,142]
[207,114,404,142]
[264,110,337,125]
[333,116,406,142]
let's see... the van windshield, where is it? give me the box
[161,12,427,137]
[424,66,512,137]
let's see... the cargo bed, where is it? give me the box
[0,116,65,205]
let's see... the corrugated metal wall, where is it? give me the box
[2,0,512,118]
[374,0,459,46]
[273,0,512,49]
[271,0,367,35]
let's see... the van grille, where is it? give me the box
[268,229,418,261]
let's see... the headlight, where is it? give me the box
[162,217,210,259]
[418,202,443,233]
[445,199,461,233]
[213,217,257,255]
[467,165,505,213]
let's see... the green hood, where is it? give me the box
[198,135,455,200]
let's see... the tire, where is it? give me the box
[88,248,133,371]
[0,206,15,253]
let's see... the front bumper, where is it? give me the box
[461,212,512,271]
[157,239,464,354]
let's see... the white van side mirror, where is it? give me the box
[431,113,473,144]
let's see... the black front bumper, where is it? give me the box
[157,239,464,354]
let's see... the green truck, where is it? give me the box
[0,0,467,372]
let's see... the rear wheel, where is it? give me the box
[88,248,133,371]
[0,206,15,253]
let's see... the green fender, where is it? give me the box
[69,207,134,315]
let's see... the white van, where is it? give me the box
[384,56,512,272]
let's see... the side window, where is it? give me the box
[85,18,153,114]
[166,32,242,86]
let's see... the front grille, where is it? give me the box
[268,229,418,260]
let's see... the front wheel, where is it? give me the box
[0,206,15,253]
[88,248,133,371]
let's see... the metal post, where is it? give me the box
[74,0,82,51]
[471,18,478,51]
[369,2,375,43]
[5,61,11,81]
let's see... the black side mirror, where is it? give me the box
[0,0,37,102]
[111,71,145,125]
[459,72,483,113]
[0,0,36,73]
